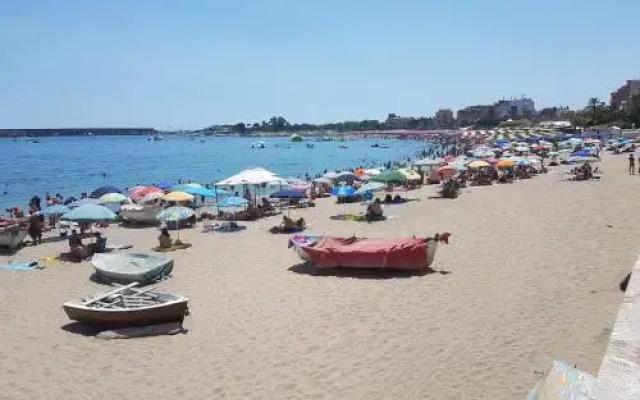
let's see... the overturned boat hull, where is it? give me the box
[92,252,173,284]
[289,233,449,271]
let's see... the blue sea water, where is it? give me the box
[0,135,434,210]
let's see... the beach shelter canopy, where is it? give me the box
[216,168,286,186]
[217,196,249,208]
[90,186,123,198]
[331,185,356,198]
[372,169,407,184]
[162,191,195,202]
[270,189,307,199]
[99,193,130,204]
[40,205,70,216]
[61,204,117,222]
[156,206,195,222]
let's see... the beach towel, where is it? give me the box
[525,360,596,400]
[0,261,43,271]
[152,243,192,253]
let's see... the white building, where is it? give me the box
[494,97,535,119]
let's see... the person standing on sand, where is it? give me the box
[629,153,635,175]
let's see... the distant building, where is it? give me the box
[493,97,535,119]
[610,80,640,112]
[537,106,572,121]
[434,109,455,128]
[456,105,494,126]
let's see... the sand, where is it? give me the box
[1,154,637,400]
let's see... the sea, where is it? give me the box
[0,135,438,211]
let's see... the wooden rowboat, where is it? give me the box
[63,283,189,326]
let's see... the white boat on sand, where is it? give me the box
[0,224,27,250]
[92,252,173,284]
[63,283,189,326]
[120,204,163,224]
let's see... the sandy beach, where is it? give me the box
[1,153,637,400]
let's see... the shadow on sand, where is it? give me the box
[61,321,188,338]
[288,262,451,280]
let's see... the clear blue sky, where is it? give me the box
[1,0,638,129]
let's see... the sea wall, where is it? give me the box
[594,255,640,400]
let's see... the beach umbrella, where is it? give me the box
[171,185,220,198]
[568,156,599,163]
[571,150,592,158]
[68,198,100,209]
[162,191,195,202]
[99,193,129,204]
[156,206,195,222]
[397,168,421,181]
[90,186,123,198]
[313,177,332,185]
[269,189,307,199]
[138,192,164,203]
[496,160,515,169]
[130,186,164,200]
[322,171,340,180]
[355,182,386,195]
[467,160,491,169]
[61,204,117,222]
[156,206,195,240]
[484,157,499,165]
[432,165,457,181]
[217,196,249,208]
[331,185,356,197]
[412,158,443,167]
[515,146,530,152]
[156,180,176,190]
[363,168,382,176]
[40,205,70,216]
[127,186,146,196]
[335,171,359,182]
[372,169,407,184]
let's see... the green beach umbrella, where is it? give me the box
[372,169,407,184]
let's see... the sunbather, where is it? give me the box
[68,230,89,261]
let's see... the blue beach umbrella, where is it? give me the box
[156,180,176,190]
[90,186,123,198]
[61,204,117,222]
[40,205,70,216]
[331,185,356,198]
